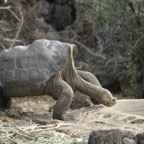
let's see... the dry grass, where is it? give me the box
[0,123,73,144]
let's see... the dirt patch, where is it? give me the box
[0,96,144,143]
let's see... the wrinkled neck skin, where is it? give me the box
[60,56,108,104]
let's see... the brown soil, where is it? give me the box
[0,96,144,144]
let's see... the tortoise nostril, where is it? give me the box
[112,98,116,103]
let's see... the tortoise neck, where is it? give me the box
[61,61,103,101]
[61,56,79,91]
[60,46,102,100]
[75,77,103,100]
[61,57,104,102]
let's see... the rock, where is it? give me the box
[70,92,93,109]
[88,129,144,144]
[123,138,137,144]
[137,133,144,144]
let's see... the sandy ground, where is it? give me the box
[0,95,144,144]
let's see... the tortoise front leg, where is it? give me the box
[46,77,74,120]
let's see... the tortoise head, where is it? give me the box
[100,89,116,107]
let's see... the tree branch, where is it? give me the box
[10,10,24,48]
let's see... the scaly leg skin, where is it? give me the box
[46,76,74,120]
[0,87,11,110]
[77,70,102,105]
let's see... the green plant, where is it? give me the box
[77,0,144,97]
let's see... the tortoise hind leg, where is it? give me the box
[0,87,11,110]
[46,77,74,120]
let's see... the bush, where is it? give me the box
[77,0,144,97]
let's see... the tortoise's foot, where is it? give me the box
[53,112,65,121]
[0,97,11,110]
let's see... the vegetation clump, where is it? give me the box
[78,0,144,97]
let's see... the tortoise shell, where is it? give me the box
[0,39,72,88]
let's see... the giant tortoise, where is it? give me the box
[0,39,116,120]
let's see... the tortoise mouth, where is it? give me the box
[102,98,116,107]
